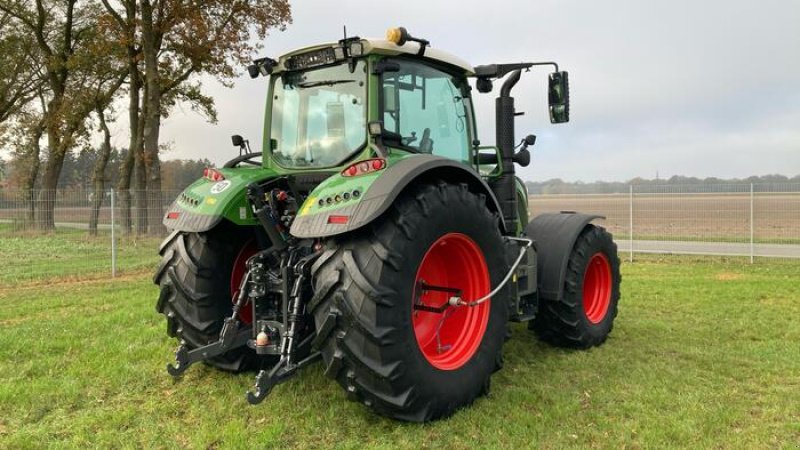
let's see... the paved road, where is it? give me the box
[615,239,800,258]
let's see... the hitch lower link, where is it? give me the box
[166,270,254,377]
[166,250,321,406]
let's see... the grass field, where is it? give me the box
[1,253,799,448]
[0,224,162,283]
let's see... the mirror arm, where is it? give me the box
[474,61,559,79]
[500,70,522,97]
[527,61,559,72]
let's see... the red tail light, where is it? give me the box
[203,167,225,182]
[341,158,386,177]
[328,215,349,224]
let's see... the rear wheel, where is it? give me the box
[154,225,260,372]
[531,225,621,348]
[309,182,509,422]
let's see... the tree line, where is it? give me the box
[0,0,291,235]
[1,152,211,191]
[526,174,800,195]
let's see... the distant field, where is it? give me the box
[530,193,800,243]
[1,255,798,448]
[2,191,798,242]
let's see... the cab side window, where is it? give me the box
[381,60,470,162]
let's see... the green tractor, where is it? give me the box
[156,27,621,422]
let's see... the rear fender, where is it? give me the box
[290,154,506,238]
[526,212,604,302]
[162,167,276,232]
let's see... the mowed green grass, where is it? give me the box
[0,224,162,283]
[1,256,799,448]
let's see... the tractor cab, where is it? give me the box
[240,27,570,236]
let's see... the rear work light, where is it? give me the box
[341,158,386,177]
[203,167,225,182]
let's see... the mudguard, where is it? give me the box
[162,166,276,232]
[526,212,605,302]
[290,154,506,238]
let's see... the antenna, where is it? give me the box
[343,25,347,41]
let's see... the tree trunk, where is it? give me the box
[89,109,112,236]
[141,0,164,236]
[21,122,44,228]
[133,85,148,235]
[36,122,68,231]
[36,162,63,231]
[117,53,141,235]
[134,152,148,234]
[116,148,134,235]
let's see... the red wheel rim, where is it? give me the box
[412,233,490,371]
[231,240,258,325]
[583,252,612,324]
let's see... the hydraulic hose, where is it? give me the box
[448,236,532,307]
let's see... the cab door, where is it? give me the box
[380,59,472,163]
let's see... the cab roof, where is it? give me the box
[276,38,475,76]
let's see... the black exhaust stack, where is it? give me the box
[495,69,522,233]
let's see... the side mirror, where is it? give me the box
[475,153,497,165]
[474,146,501,177]
[231,134,245,148]
[513,148,530,167]
[523,134,536,146]
[548,71,570,124]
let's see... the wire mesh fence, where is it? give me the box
[0,188,180,283]
[1,183,798,283]
[529,183,800,261]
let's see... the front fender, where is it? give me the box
[290,154,506,238]
[162,166,277,232]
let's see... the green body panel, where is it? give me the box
[294,149,413,217]
[174,166,277,226]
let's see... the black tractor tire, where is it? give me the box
[154,225,259,372]
[309,182,510,422]
[530,225,621,348]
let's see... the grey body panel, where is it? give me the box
[291,154,507,239]
[525,212,604,302]
[162,202,224,232]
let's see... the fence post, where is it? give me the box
[629,184,634,263]
[111,188,117,277]
[750,183,754,264]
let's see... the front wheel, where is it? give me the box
[530,225,621,348]
[309,182,509,422]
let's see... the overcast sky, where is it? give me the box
[151,0,799,182]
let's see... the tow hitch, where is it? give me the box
[165,240,322,404]
[246,253,321,404]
